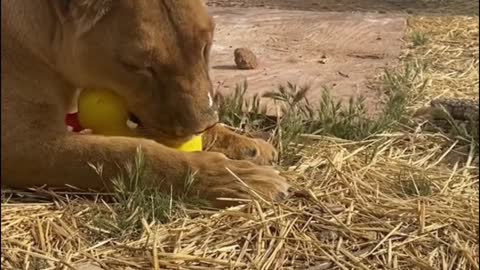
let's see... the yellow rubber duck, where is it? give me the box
[77,88,202,152]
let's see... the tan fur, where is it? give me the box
[1,0,289,208]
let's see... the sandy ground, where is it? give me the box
[205,0,478,114]
[206,0,478,16]
[207,6,406,114]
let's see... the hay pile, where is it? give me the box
[2,15,479,270]
[404,16,478,105]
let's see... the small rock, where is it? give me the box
[234,48,258,70]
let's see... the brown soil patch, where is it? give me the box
[206,0,479,16]
[208,7,406,114]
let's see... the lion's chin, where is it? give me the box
[137,127,194,149]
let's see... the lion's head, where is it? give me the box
[54,0,217,145]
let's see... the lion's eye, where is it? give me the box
[120,60,155,77]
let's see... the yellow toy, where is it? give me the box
[76,88,202,152]
[77,88,135,136]
[176,135,203,152]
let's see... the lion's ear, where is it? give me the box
[53,0,112,36]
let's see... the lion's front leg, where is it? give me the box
[202,125,278,165]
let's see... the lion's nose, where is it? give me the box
[194,110,219,134]
[174,111,219,137]
[194,118,218,135]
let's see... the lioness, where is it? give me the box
[1,0,290,208]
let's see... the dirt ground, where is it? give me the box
[206,0,479,16]
[205,0,478,114]
[207,6,405,114]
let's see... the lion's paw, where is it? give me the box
[211,135,278,165]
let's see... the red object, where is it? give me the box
[65,112,83,132]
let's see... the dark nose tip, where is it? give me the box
[196,120,217,135]
[195,113,219,135]
[174,111,219,137]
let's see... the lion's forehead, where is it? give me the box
[126,0,213,45]
[130,0,213,32]
[104,0,213,70]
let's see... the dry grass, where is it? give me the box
[2,133,478,269]
[405,16,479,107]
[2,14,479,270]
